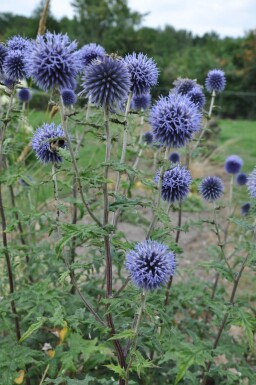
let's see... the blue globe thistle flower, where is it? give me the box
[17,88,32,102]
[187,87,206,109]
[76,43,105,68]
[241,203,251,216]
[26,32,80,91]
[199,176,224,201]
[155,165,192,203]
[150,93,201,148]
[32,123,67,164]
[173,78,198,95]
[3,50,27,81]
[247,167,256,198]
[0,43,8,72]
[80,56,131,108]
[143,131,154,145]
[7,36,31,52]
[205,69,226,93]
[125,240,176,291]
[61,88,77,106]
[169,152,180,164]
[131,92,151,110]
[225,155,243,174]
[124,52,159,95]
[236,173,248,186]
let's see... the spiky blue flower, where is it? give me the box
[143,131,154,145]
[241,203,251,216]
[32,123,67,164]
[77,43,105,68]
[173,78,198,95]
[3,50,27,81]
[150,93,201,148]
[0,43,7,72]
[131,92,151,110]
[125,240,176,291]
[187,87,206,109]
[155,165,192,203]
[225,155,243,174]
[61,88,77,106]
[236,173,248,186]
[26,32,79,91]
[205,69,226,93]
[80,56,131,108]
[199,176,224,201]
[169,152,180,164]
[7,36,31,52]
[247,167,256,198]
[18,88,32,102]
[124,52,158,95]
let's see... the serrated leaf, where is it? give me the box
[108,329,135,341]
[104,364,126,379]
[19,317,46,343]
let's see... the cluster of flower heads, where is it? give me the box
[199,176,224,201]
[31,123,67,164]
[172,78,206,110]
[125,240,176,290]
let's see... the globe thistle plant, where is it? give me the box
[17,88,32,102]
[3,50,27,81]
[247,167,256,198]
[26,32,80,91]
[61,88,77,106]
[131,93,151,110]
[199,176,224,201]
[205,69,226,93]
[32,123,67,164]
[225,155,243,174]
[173,77,198,95]
[150,93,201,148]
[124,52,158,95]
[236,173,248,186]
[77,43,105,68]
[187,87,206,109]
[169,152,180,164]
[241,203,251,216]
[80,56,131,108]
[143,131,154,145]
[125,240,176,291]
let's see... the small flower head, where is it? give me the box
[61,88,77,106]
[80,56,131,108]
[3,50,27,81]
[155,165,192,203]
[187,87,206,109]
[205,69,226,93]
[143,131,154,145]
[77,43,105,67]
[131,93,151,110]
[247,167,256,198]
[199,176,224,201]
[169,152,180,164]
[124,52,159,95]
[26,32,79,91]
[0,43,7,72]
[125,240,176,291]
[236,173,248,186]
[225,155,243,174]
[173,78,198,95]
[150,93,201,148]
[17,88,32,102]
[7,36,31,51]
[241,203,251,216]
[32,123,67,164]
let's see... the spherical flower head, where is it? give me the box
[225,155,243,174]
[247,167,256,198]
[7,36,32,52]
[3,50,27,81]
[26,32,79,91]
[125,240,176,291]
[32,123,67,164]
[0,43,8,72]
[77,43,105,67]
[169,152,180,164]
[187,87,206,109]
[143,131,154,145]
[199,176,224,201]
[173,77,198,95]
[150,93,201,148]
[131,92,151,110]
[236,173,248,186]
[205,69,226,93]
[80,56,131,108]
[17,88,32,102]
[61,88,77,106]
[155,165,192,203]
[124,52,159,95]
[241,203,251,216]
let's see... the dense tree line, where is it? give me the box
[0,0,255,118]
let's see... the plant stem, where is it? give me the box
[51,163,60,237]
[0,89,15,170]
[39,364,49,385]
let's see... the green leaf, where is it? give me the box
[108,329,135,341]
[230,308,256,350]
[104,364,126,379]
[19,317,46,343]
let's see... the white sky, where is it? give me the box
[0,0,255,38]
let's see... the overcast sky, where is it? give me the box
[0,0,255,38]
